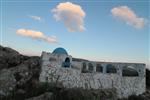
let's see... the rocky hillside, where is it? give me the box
[0,45,150,100]
[0,45,41,99]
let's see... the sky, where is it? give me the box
[0,0,149,67]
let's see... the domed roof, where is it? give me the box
[52,47,68,55]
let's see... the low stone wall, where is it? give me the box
[39,66,145,98]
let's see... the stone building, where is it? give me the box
[39,47,146,98]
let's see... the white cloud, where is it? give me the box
[111,6,146,29]
[52,2,86,32]
[16,29,57,44]
[28,15,42,22]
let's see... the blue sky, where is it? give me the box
[1,0,149,66]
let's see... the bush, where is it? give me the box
[54,88,117,100]
[0,81,117,100]
[128,95,144,100]
[0,82,55,100]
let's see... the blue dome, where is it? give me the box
[52,47,68,55]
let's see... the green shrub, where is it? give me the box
[54,88,117,100]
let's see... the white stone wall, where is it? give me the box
[119,77,145,97]
[39,52,146,98]
[40,65,145,98]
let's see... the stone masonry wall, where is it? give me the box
[40,65,145,98]
[39,52,145,98]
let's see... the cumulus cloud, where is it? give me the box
[28,15,42,22]
[52,2,86,32]
[111,6,146,29]
[16,29,57,43]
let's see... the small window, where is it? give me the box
[82,62,87,73]
[106,64,117,73]
[96,64,103,72]
[88,63,94,72]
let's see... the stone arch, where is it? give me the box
[96,64,103,72]
[106,64,117,73]
[122,66,139,76]
[88,63,94,72]
[62,57,71,68]
[65,57,70,62]
[81,62,87,73]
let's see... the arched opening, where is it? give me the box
[96,64,103,72]
[106,64,117,73]
[65,57,70,62]
[82,62,87,73]
[88,63,94,72]
[62,57,71,68]
[122,66,139,77]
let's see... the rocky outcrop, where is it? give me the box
[0,69,16,96]
[0,56,40,96]
[0,45,29,70]
[0,45,40,99]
